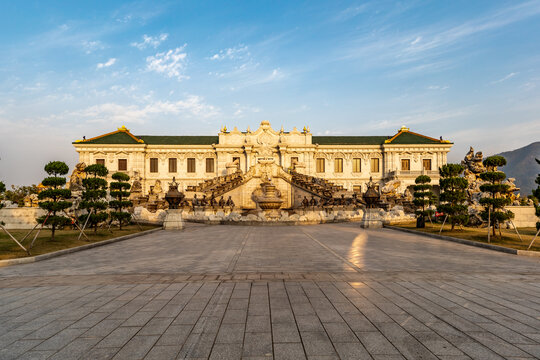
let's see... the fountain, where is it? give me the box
[253,178,283,220]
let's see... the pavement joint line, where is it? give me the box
[226,228,252,273]
[300,229,363,273]
[385,225,540,257]
[0,228,163,268]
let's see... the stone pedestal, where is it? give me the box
[360,208,383,229]
[163,209,184,230]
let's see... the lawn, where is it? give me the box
[0,224,159,260]
[395,222,540,252]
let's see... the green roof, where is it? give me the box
[81,132,140,144]
[312,136,388,145]
[389,132,445,144]
[138,136,218,145]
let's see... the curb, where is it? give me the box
[0,228,163,268]
[384,225,540,257]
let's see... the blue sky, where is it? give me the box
[1,0,540,185]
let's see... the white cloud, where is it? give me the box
[410,36,422,45]
[82,40,105,54]
[233,103,261,117]
[210,45,249,61]
[97,58,116,69]
[131,33,168,50]
[146,46,188,81]
[491,72,518,84]
[427,85,449,90]
[70,95,219,124]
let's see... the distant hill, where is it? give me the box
[496,142,540,195]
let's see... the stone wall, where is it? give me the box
[507,206,537,228]
[0,208,46,229]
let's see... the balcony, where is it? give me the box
[385,170,439,179]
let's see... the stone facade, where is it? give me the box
[73,122,452,197]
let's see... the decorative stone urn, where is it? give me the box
[360,177,383,229]
[163,177,185,230]
[253,180,283,220]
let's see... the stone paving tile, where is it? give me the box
[1,223,540,359]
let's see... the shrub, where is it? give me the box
[413,175,433,228]
[438,163,468,230]
[79,164,109,232]
[109,172,132,230]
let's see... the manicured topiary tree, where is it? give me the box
[36,161,72,240]
[109,172,132,230]
[438,163,468,230]
[0,181,5,210]
[479,156,513,237]
[533,158,540,230]
[79,164,109,232]
[413,175,433,228]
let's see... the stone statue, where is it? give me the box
[131,171,142,193]
[218,196,226,207]
[302,196,309,208]
[192,194,199,208]
[226,196,235,208]
[309,196,318,206]
[153,180,163,194]
[68,162,86,191]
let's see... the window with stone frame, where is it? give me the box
[334,158,343,173]
[187,158,196,173]
[150,158,158,173]
[423,159,432,171]
[168,158,177,173]
[316,158,325,173]
[206,158,215,173]
[370,158,380,173]
[353,185,362,193]
[96,159,105,166]
[291,157,299,167]
[353,158,361,173]
[401,159,411,171]
[118,159,127,171]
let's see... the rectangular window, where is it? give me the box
[206,158,215,173]
[334,158,343,173]
[187,158,196,173]
[353,158,361,173]
[401,159,410,171]
[233,157,240,169]
[353,185,362,193]
[370,158,380,173]
[423,159,432,171]
[316,158,325,173]
[150,158,158,173]
[291,157,299,166]
[118,159,127,171]
[96,159,105,166]
[168,158,177,173]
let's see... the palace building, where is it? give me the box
[72,121,452,201]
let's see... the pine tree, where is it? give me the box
[533,158,540,230]
[413,175,433,228]
[79,164,109,232]
[0,181,5,210]
[479,156,513,237]
[109,172,132,230]
[36,161,72,240]
[438,163,469,230]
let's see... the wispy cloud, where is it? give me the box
[210,45,249,61]
[491,72,518,84]
[131,33,168,50]
[332,4,370,22]
[233,103,261,117]
[69,95,219,124]
[82,40,105,54]
[427,85,449,90]
[97,58,116,69]
[146,45,188,81]
[341,1,540,73]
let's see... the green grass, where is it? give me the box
[0,224,159,260]
[395,222,540,252]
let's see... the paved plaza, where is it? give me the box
[1,223,540,359]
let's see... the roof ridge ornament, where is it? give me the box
[399,125,409,132]
[118,125,129,132]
